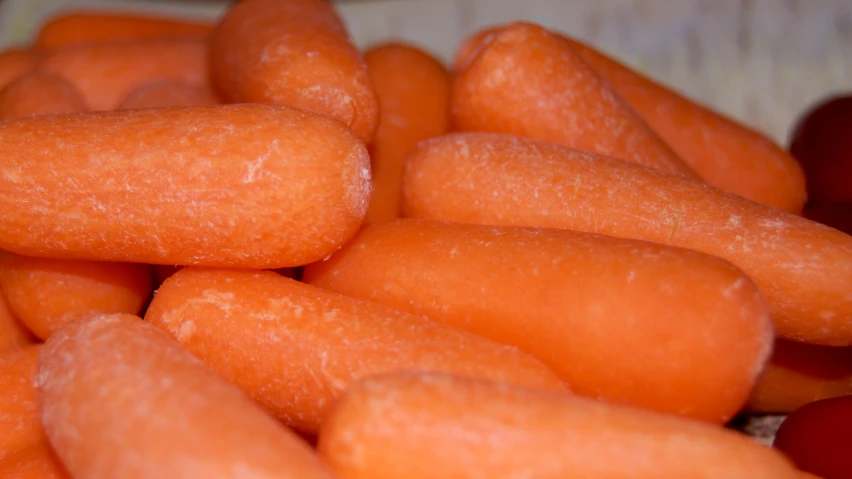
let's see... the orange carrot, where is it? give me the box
[362,43,450,224]
[0,49,38,90]
[317,372,800,479]
[37,313,336,479]
[0,70,88,120]
[401,132,852,346]
[0,292,36,353]
[0,104,370,268]
[0,346,42,460]
[38,38,210,110]
[152,264,297,287]
[117,80,220,109]
[303,218,772,423]
[746,340,852,413]
[145,267,567,434]
[34,11,214,50]
[0,442,70,479]
[0,252,152,340]
[211,0,379,143]
[450,22,697,177]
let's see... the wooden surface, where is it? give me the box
[0,0,850,144]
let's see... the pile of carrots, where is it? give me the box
[0,0,849,478]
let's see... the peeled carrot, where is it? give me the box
[34,11,214,50]
[746,340,852,413]
[152,264,297,287]
[0,252,152,340]
[452,26,502,73]
[0,442,70,479]
[0,49,38,90]
[37,313,336,479]
[363,43,450,224]
[0,292,36,353]
[0,70,87,120]
[0,104,370,268]
[450,22,697,177]
[0,346,42,460]
[401,132,852,346]
[211,0,379,143]
[318,371,800,479]
[38,38,210,110]
[117,80,220,109]
[145,267,567,434]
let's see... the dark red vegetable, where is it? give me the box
[773,395,852,479]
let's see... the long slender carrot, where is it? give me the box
[363,42,450,224]
[0,49,38,90]
[117,80,219,109]
[0,442,70,479]
[0,104,371,268]
[0,252,152,340]
[0,346,42,460]
[401,132,852,346]
[37,313,336,479]
[211,0,379,143]
[450,22,697,177]
[303,218,772,423]
[317,371,800,479]
[0,292,36,353]
[0,71,88,120]
[145,267,567,434]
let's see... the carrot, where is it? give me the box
[0,70,88,120]
[152,264,297,287]
[362,43,450,224]
[0,252,152,340]
[746,340,852,413]
[451,26,502,73]
[0,292,36,353]
[34,11,214,50]
[38,38,210,110]
[450,22,697,177]
[0,346,42,460]
[400,132,852,346]
[0,49,38,90]
[145,267,567,434]
[317,371,800,479]
[117,80,220,110]
[37,313,336,479]
[0,442,70,479]
[0,104,370,269]
[211,0,379,143]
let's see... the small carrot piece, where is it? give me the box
[37,313,336,479]
[450,22,697,177]
[211,0,379,143]
[0,49,38,91]
[746,340,852,413]
[401,133,852,346]
[117,80,220,110]
[0,252,152,340]
[452,26,502,73]
[34,11,214,50]
[0,104,371,268]
[0,346,43,460]
[145,267,568,434]
[38,38,210,110]
[363,42,450,224]
[317,372,800,479]
[0,71,87,120]
[0,442,70,479]
[0,291,36,353]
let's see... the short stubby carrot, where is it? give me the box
[401,133,852,346]
[746,340,852,413]
[0,104,371,269]
[117,80,220,110]
[0,48,38,90]
[38,38,210,110]
[363,42,450,224]
[0,70,88,120]
[211,0,379,143]
[0,252,152,340]
[317,372,800,479]
[0,442,70,479]
[0,293,36,353]
[37,314,337,479]
[0,346,43,460]
[145,267,567,434]
[303,218,773,423]
[450,22,697,177]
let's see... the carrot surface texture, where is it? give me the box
[37,313,337,479]
[401,133,852,346]
[318,372,800,479]
[117,80,220,109]
[0,442,70,479]
[0,104,371,268]
[0,71,87,120]
[211,0,379,143]
[0,292,36,353]
[145,267,567,434]
[0,346,43,461]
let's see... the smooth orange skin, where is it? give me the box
[0,442,70,479]
[0,292,36,353]
[318,372,800,479]
[0,346,43,460]
[401,133,852,346]
[117,80,220,109]
[0,49,38,91]
[0,70,88,120]
[0,104,371,269]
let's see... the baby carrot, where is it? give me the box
[303,218,772,423]
[450,22,697,177]
[0,48,38,90]
[318,372,800,479]
[152,264,296,287]
[38,38,210,110]
[0,293,36,353]
[145,267,567,434]
[452,26,502,73]
[746,340,852,413]
[0,346,42,460]
[37,313,336,479]
[0,252,152,340]
[211,0,379,143]
[34,11,214,50]
[0,442,70,479]
[363,42,450,224]
[401,132,852,346]
[117,80,219,109]
[0,104,371,268]
[0,70,88,120]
